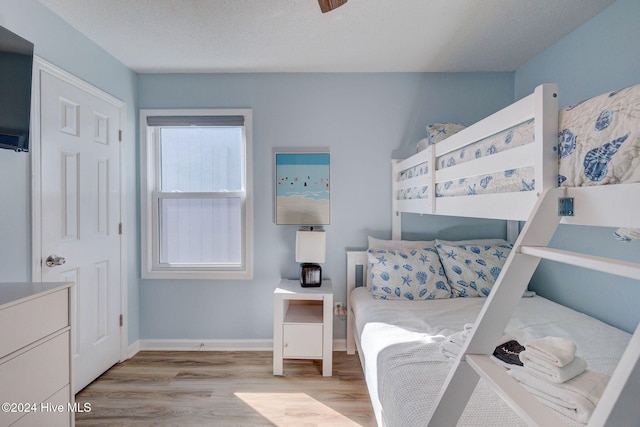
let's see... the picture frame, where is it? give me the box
[275,152,330,225]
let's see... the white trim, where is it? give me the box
[127,340,141,359]
[140,108,254,280]
[333,338,347,352]
[136,338,347,352]
[30,58,43,280]
[139,339,273,352]
[30,56,129,362]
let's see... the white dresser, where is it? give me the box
[0,282,74,427]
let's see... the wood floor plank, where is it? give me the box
[75,351,376,427]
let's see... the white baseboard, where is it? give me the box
[126,340,140,359]
[127,338,347,353]
[139,339,273,352]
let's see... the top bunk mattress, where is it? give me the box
[350,286,631,427]
[401,119,535,199]
[399,83,640,201]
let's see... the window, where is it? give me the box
[141,109,253,279]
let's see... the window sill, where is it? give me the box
[142,268,253,280]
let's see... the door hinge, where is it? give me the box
[118,130,122,142]
[119,314,124,327]
[119,223,123,235]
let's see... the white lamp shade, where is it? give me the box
[296,230,326,263]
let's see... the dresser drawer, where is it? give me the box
[0,289,69,358]
[0,332,70,426]
[11,385,72,427]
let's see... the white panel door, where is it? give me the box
[39,70,122,393]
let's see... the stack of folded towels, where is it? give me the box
[440,323,474,359]
[440,323,514,360]
[508,336,609,423]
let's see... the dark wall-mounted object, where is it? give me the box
[0,25,34,152]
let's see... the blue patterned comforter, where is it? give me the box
[558,84,640,187]
[399,119,535,199]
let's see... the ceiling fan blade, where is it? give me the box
[318,0,348,13]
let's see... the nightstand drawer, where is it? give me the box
[283,324,323,358]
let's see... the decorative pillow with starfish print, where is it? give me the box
[368,247,451,300]
[435,241,512,297]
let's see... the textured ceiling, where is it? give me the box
[39,0,615,73]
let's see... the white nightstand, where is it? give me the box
[273,279,333,376]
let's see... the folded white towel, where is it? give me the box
[449,330,466,347]
[520,351,587,383]
[509,368,609,423]
[440,325,513,360]
[460,323,474,340]
[440,331,465,359]
[440,343,460,359]
[524,336,576,367]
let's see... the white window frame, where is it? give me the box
[140,108,253,279]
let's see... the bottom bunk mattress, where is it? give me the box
[350,287,630,427]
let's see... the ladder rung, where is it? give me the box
[519,246,640,280]
[466,355,566,427]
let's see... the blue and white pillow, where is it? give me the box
[435,241,512,297]
[426,123,467,145]
[416,123,467,152]
[368,248,451,300]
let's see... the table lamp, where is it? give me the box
[296,228,326,287]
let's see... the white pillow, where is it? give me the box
[368,248,451,300]
[435,241,512,298]
[367,236,434,250]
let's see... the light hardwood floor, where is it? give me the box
[75,351,376,427]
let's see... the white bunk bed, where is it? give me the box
[347,83,640,426]
[391,83,559,235]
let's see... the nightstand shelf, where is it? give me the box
[284,304,323,324]
[273,279,333,376]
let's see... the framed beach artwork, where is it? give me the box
[275,152,330,225]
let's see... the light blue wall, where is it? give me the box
[4,0,635,345]
[0,0,140,343]
[515,0,640,333]
[137,72,514,340]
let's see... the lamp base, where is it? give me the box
[299,263,322,287]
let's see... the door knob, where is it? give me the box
[46,255,66,267]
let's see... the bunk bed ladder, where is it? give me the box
[427,186,640,427]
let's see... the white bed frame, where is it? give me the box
[348,83,640,426]
[346,250,368,358]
